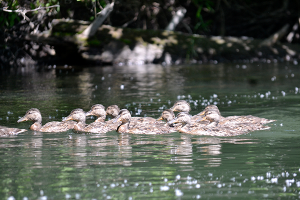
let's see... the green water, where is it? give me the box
[1,63,300,199]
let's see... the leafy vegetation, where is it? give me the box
[1,0,300,69]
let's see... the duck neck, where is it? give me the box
[179,123,190,134]
[117,122,130,133]
[74,122,85,132]
[30,122,42,131]
[95,116,106,123]
[74,117,86,132]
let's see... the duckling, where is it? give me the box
[197,105,222,118]
[86,104,107,122]
[113,109,171,134]
[202,110,271,134]
[156,109,179,132]
[0,125,27,136]
[17,108,76,132]
[170,100,191,113]
[63,108,117,133]
[105,105,120,119]
[170,111,269,136]
[157,109,175,122]
[106,105,157,126]
[199,105,275,125]
[170,100,203,122]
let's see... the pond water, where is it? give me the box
[0,62,300,199]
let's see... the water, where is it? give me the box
[1,62,300,199]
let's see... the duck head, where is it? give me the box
[106,105,120,118]
[199,105,221,116]
[200,110,220,127]
[113,109,131,124]
[63,108,86,124]
[18,108,42,123]
[170,100,191,113]
[86,104,106,122]
[157,109,175,122]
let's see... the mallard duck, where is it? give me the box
[63,108,118,133]
[170,100,191,113]
[170,100,203,122]
[0,125,27,136]
[170,111,269,136]
[157,109,175,122]
[156,109,179,132]
[106,105,157,126]
[86,104,107,122]
[17,108,76,132]
[197,105,222,118]
[113,109,171,134]
[106,105,120,119]
[199,105,275,125]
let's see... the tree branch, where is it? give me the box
[1,5,59,21]
[165,7,187,31]
[78,2,114,39]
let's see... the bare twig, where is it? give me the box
[1,5,60,21]
[122,11,139,28]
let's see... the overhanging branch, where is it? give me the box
[1,5,60,21]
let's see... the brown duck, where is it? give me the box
[17,108,76,132]
[113,109,171,134]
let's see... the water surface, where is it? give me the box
[0,63,300,199]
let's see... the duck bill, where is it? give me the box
[199,116,207,122]
[85,110,93,117]
[17,116,28,123]
[157,116,164,121]
[199,111,205,116]
[170,106,178,112]
[62,115,74,122]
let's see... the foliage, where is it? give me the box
[0,0,20,28]
[192,0,214,32]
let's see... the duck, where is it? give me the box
[170,100,191,113]
[0,125,27,136]
[157,109,175,122]
[197,105,222,118]
[105,105,120,120]
[86,104,107,122]
[17,108,76,132]
[106,105,157,126]
[157,109,182,132]
[86,104,120,130]
[113,109,171,134]
[170,100,203,122]
[63,108,117,133]
[169,111,270,136]
[198,105,275,125]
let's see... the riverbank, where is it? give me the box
[25,19,300,66]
